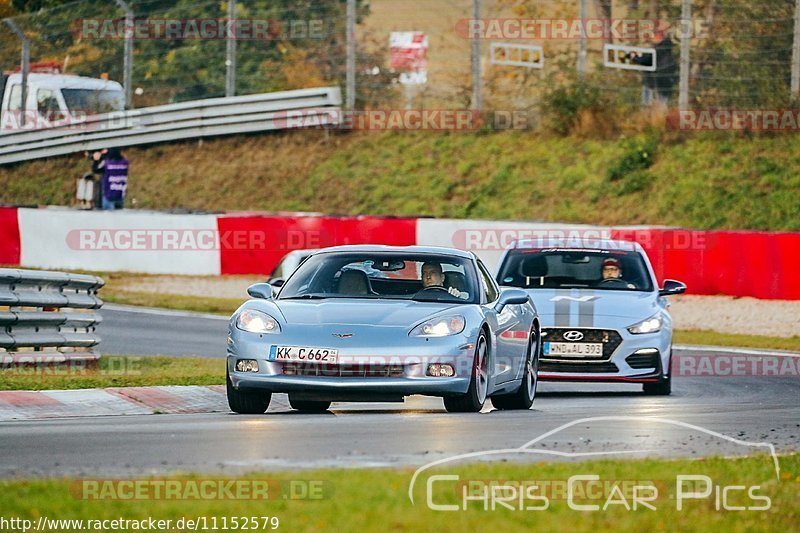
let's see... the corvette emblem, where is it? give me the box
[332,333,354,339]
[563,330,584,341]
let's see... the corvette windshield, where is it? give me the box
[497,249,654,292]
[278,252,480,303]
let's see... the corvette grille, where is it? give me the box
[282,363,404,378]
[539,361,619,373]
[541,328,623,360]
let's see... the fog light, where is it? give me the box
[236,359,259,373]
[427,363,455,377]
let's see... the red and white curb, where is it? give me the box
[0,386,290,421]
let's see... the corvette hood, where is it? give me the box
[274,299,461,327]
[525,288,659,327]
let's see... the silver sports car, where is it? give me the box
[495,238,686,395]
[227,245,539,413]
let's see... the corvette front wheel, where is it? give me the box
[227,370,271,414]
[492,328,539,410]
[444,333,488,413]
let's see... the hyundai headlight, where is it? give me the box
[410,315,466,337]
[627,313,663,334]
[236,309,280,334]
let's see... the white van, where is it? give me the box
[0,73,125,131]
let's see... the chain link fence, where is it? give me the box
[1,0,798,128]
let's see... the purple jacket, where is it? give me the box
[101,158,129,201]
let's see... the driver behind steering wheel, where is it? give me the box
[421,262,468,299]
[600,257,636,289]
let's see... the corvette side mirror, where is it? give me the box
[247,283,274,300]
[495,288,529,313]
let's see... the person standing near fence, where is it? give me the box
[92,147,129,210]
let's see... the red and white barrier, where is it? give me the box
[17,208,221,275]
[0,208,798,300]
[0,206,20,265]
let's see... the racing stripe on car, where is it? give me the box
[578,291,596,327]
[554,297,570,326]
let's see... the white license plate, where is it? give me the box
[543,342,603,357]
[269,345,339,364]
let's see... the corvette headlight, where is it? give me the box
[236,309,280,334]
[627,313,663,334]
[410,315,466,337]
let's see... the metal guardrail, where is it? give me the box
[0,268,104,364]
[0,86,342,165]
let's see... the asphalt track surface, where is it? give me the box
[0,305,796,478]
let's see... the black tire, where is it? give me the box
[288,396,332,412]
[492,328,539,410]
[226,370,271,414]
[643,354,672,396]
[444,333,489,413]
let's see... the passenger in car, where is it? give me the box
[337,269,374,295]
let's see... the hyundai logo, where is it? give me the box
[332,333,354,339]
[563,330,584,341]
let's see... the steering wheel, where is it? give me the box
[599,278,630,288]
[419,285,449,293]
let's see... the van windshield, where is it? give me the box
[61,89,124,114]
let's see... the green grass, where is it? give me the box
[0,356,224,391]
[674,330,800,352]
[0,454,796,531]
[103,290,241,316]
[1,130,799,230]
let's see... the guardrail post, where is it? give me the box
[679,0,691,109]
[345,0,356,110]
[471,0,482,111]
[792,0,800,97]
[577,0,587,79]
[114,0,135,109]
[225,0,237,97]
[4,20,30,127]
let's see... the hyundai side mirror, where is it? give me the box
[659,279,686,296]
